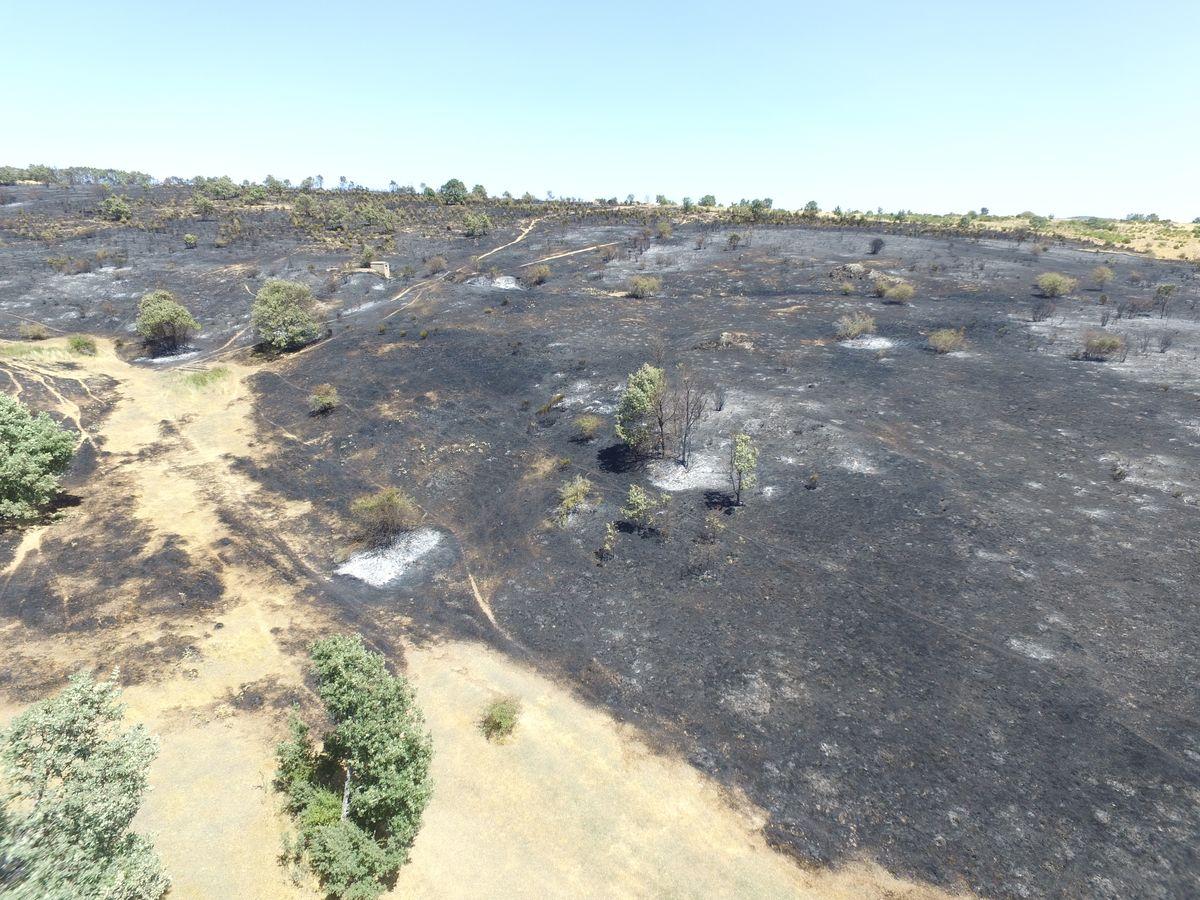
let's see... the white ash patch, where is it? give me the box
[1008,638,1055,661]
[467,275,522,290]
[647,453,729,492]
[836,453,880,475]
[136,349,201,365]
[839,336,896,351]
[335,528,442,587]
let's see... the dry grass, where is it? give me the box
[835,312,876,340]
[927,328,966,354]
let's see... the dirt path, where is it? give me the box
[0,338,963,899]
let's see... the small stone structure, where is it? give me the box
[368,260,391,278]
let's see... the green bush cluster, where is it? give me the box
[276,635,432,900]
[135,290,199,354]
[252,280,322,352]
[0,394,75,520]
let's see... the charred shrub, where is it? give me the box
[869,237,885,255]
[524,264,551,286]
[308,384,339,415]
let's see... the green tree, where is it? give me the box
[698,195,716,207]
[0,672,169,900]
[437,178,468,205]
[729,431,758,505]
[252,280,322,352]
[462,211,492,237]
[98,195,132,222]
[276,635,432,900]
[0,394,75,520]
[135,289,199,354]
[469,184,488,201]
[615,364,665,455]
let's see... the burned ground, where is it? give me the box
[2,187,1199,898]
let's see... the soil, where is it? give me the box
[2,184,1199,898]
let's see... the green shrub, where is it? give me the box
[463,211,491,237]
[835,312,875,340]
[68,334,97,355]
[927,328,966,354]
[309,384,339,415]
[0,394,75,519]
[136,289,200,354]
[349,487,420,546]
[1091,265,1114,289]
[626,276,662,299]
[1080,330,1124,360]
[729,431,758,506]
[615,364,666,454]
[554,475,594,525]
[1035,272,1078,297]
[620,484,655,530]
[17,322,49,341]
[183,233,198,249]
[572,413,604,441]
[524,264,551,286]
[480,697,521,741]
[656,221,673,240]
[252,279,321,352]
[276,635,432,900]
[98,194,132,222]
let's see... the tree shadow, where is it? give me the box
[703,490,736,512]
[597,442,642,474]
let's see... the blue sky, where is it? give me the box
[6,0,1198,219]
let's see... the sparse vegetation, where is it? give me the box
[524,264,551,286]
[1091,265,1114,289]
[1078,330,1124,361]
[1035,272,1078,298]
[310,383,340,415]
[252,279,321,352]
[927,328,966,354]
[276,635,432,900]
[572,413,604,442]
[880,281,915,303]
[835,312,875,340]
[17,322,49,341]
[136,289,199,354]
[479,697,521,741]
[349,487,420,546]
[425,255,448,275]
[626,276,661,299]
[179,366,229,389]
[463,211,492,237]
[554,475,594,525]
[621,484,667,533]
[68,334,97,355]
[0,393,76,520]
[98,194,132,222]
[729,431,758,506]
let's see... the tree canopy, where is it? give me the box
[0,672,169,900]
[0,394,74,520]
[252,280,322,352]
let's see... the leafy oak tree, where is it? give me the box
[277,635,432,900]
[729,431,758,505]
[252,280,322,352]
[0,394,74,520]
[614,364,666,455]
[135,289,199,354]
[0,673,169,900]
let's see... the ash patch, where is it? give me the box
[335,528,445,587]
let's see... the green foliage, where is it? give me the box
[98,195,132,222]
[729,431,758,505]
[182,233,198,249]
[835,312,875,340]
[252,280,322,352]
[191,194,216,219]
[614,364,665,453]
[572,413,603,441]
[68,335,97,356]
[655,221,673,240]
[0,394,75,520]
[135,289,199,354]
[698,195,717,207]
[0,672,169,900]
[626,276,661,299]
[463,211,491,237]
[1035,272,1078,298]
[554,475,594,525]
[276,635,433,900]
[179,366,229,389]
[310,383,340,415]
[1080,330,1124,360]
[349,487,420,546]
[479,697,520,741]
[927,327,966,354]
[620,484,654,530]
[438,178,468,205]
